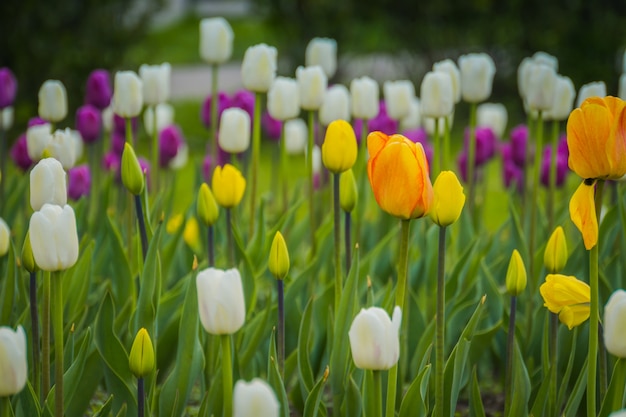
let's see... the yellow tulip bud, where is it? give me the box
[121,142,144,195]
[268,231,289,280]
[339,169,358,213]
[544,226,568,273]
[429,171,465,227]
[197,183,219,226]
[129,328,155,378]
[505,249,527,296]
[21,231,38,273]
[212,164,246,208]
[321,119,358,174]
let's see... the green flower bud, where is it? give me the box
[21,231,38,273]
[506,249,527,296]
[129,328,154,378]
[121,142,144,195]
[268,231,289,280]
[544,226,568,274]
[197,183,219,226]
[339,169,358,213]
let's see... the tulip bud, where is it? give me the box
[544,226,568,273]
[604,290,626,358]
[420,71,454,119]
[339,169,357,212]
[29,204,79,271]
[30,158,67,211]
[609,410,626,417]
[102,105,114,133]
[532,51,559,71]
[433,59,461,103]
[197,183,219,226]
[477,103,508,138]
[349,306,402,370]
[0,67,18,109]
[21,231,37,272]
[458,53,496,103]
[38,80,67,122]
[429,171,465,227]
[0,326,28,396]
[233,379,280,417]
[350,76,379,120]
[525,63,557,111]
[159,125,185,168]
[75,105,102,144]
[2,107,13,131]
[129,328,155,378]
[144,103,175,136]
[296,66,327,111]
[0,217,9,257]
[321,119,358,174]
[305,37,337,78]
[47,128,77,170]
[384,80,415,120]
[576,81,606,108]
[139,63,171,106]
[113,71,143,118]
[196,267,246,335]
[68,165,91,201]
[399,98,422,131]
[200,17,234,65]
[241,44,277,93]
[268,231,289,280]
[284,118,307,155]
[121,142,145,195]
[505,249,527,296]
[26,122,52,161]
[212,164,246,208]
[267,77,300,121]
[218,108,251,154]
[319,84,351,126]
[85,69,112,110]
[544,75,575,122]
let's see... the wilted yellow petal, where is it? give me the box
[569,181,598,250]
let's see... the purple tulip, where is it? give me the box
[10,134,33,171]
[509,124,529,168]
[557,134,569,160]
[103,151,120,172]
[403,128,433,167]
[28,117,47,128]
[113,113,138,135]
[368,101,398,136]
[232,90,255,117]
[85,69,112,110]
[0,68,17,109]
[463,126,496,166]
[76,105,102,144]
[262,112,282,141]
[68,165,91,200]
[159,125,185,167]
[201,91,232,128]
[111,130,126,156]
[540,147,568,187]
[503,159,524,193]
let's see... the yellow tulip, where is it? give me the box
[268,231,289,280]
[429,171,465,227]
[505,249,526,296]
[367,131,433,219]
[129,328,155,378]
[321,119,358,174]
[569,181,598,250]
[539,274,590,329]
[544,226,568,273]
[197,183,219,226]
[184,217,201,252]
[212,164,246,208]
[339,169,358,213]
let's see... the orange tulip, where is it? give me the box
[567,96,626,180]
[367,131,433,219]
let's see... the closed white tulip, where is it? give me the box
[477,103,508,138]
[525,63,557,111]
[71,130,84,162]
[144,103,175,135]
[38,80,67,122]
[619,74,626,101]
[113,71,143,118]
[576,81,606,108]
[196,267,246,335]
[305,37,337,78]
[218,108,251,154]
[296,66,327,111]
[200,17,234,65]
[241,44,277,93]
[284,118,307,155]
[604,290,626,358]
[311,145,322,175]
[400,98,422,131]
[26,123,52,161]
[0,326,27,396]
[350,76,379,120]
[29,204,79,271]
[349,306,402,370]
[319,84,351,126]
[532,51,559,71]
[140,63,171,106]
[517,57,533,101]
[169,143,188,170]
[2,107,13,131]
[267,77,300,121]
[420,71,454,119]
[425,113,453,136]
[433,59,461,103]
[233,379,280,417]
[458,53,496,103]
[609,410,626,417]
[47,128,77,170]
[102,105,114,133]
[545,75,575,121]
[30,158,67,211]
[0,217,9,257]
[384,80,415,120]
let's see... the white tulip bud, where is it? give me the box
[29,204,79,271]
[102,105,114,133]
[113,71,143,118]
[532,51,559,71]
[241,44,277,93]
[38,80,67,122]
[576,81,607,108]
[350,76,379,120]
[296,66,327,111]
[139,63,171,106]
[420,71,454,119]
[525,63,557,111]
[384,80,415,120]
[399,98,422,131]
[0,217,9,257]
[200,17,234,65]
[517,57,533,101]
[30,158,67,211]
[604,290,626,358]
[196,267,246,335]
[458,53,496,103]
[144,103,175,135]
[233,379,280,417]
[433,59,461,103]
[26,123,52,161]
[0,326,28,396]
[1,107,13,131]
[349,306,402,370]
[218,108,251,154]
[267,77,300,121]
[319,84,351,126]
[284,118,307,155]
[305,37,337,78]
[47,128,77,170]
[544,75,575,122]
[477,103,508,138]
[619,74,626,102]
[71,130,84,162]
[312,145,322,174]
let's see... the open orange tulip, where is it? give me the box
[367,131,433,219]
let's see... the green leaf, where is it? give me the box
[345,375,362,417]
[469,367,486,417]
[62,240,94,330]
[599,358,626,417]
[132,223,163,337]
[298,297,315,397]
[399,364,431,417]
[92,395,114,417]
[562,358,587,417]
[508,342,531,417]
[303,367,329,417]
[16,381,41,417]
[1,242,17,324]
[267,328,290,417]
[238,292,272,372]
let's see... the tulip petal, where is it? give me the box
[558,304,590,330]
[567,103,611,179]
[569,181,598,250]
[366,131,388,162]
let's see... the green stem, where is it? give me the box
[42,270,51,400]
[548,120,559,231]
[226,208,234,267]
[138,377,145,417]
[221,335,233,417]
[307,110,316,256]
[134,194,148,262]
[433,117,441,175]
[529,110,543,306]
[248,92,262,237]
[210,64,219,165]
[333,173,342,313]
[151,105,159,192]
[598,324,608,400]
[549,312,558,417]
[29,271,41,400]
[126,117,133,146]
[280,121,288,212]
[1,397,11,417]
[208,225,214,267]
[373,370,382,417]
[52,271,64,417]
[505,295,517,416]
[523,112,534,219]
[444,115,451,173]
[467,102,477,218]
[435,226,447,417]
[277,279,285,377]
[345,211,351,273]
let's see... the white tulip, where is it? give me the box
[218,108,251,154]
[576,81,607,108]
[169,143,188,170]
[0,217,9,257]
[399,98,422,131]
[38,80,67,122]
[47,128,77,170]
[319,84,351,126]
[544,75,575,122]
[144,103,175,135]
[458,53,496,103]
[284,118,307,155]
[30,158,67,211]
[433,59,461,103]
[525,63,557,111]
[241,44,277,93]
[305,37,337,78]
[200,17,234,65]
[312,145,322,175]
[267,77,300,121]
[350,76,379,120]
[0,326,27,396]
[296,66,327,111]
[102,105,114,133]
[517,57,533,101]
[349,306,402,370]
[532,51,558,71]
[604,290,626,358]
[609,410,626,417]
[71,130,84,163]
[29,204,79,271]
[384,80,415,120]
[196,267,246,335]
[26,123,52,161]
[477,103,508,138]
[140,63,171,106]
[619,74,626,102]
[1,107,13,130]
[113,71,143,118]
[420,71,454,119]
[233,379,280,417]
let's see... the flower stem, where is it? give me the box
[598,324,608,399]
[207,225,214,267]
[138,377,145,417]
[549,312,558,417]
[29,271,41,400]
[151,105,159,192]
[333,173,342,313]
[307,110,316,256]
[434,117,441,176]
[221,334,233,417]
[467,102,477,218]
[373,370,382,417]
[52,271,64,417]
[548,120,559,231]
[248,92,262,237]
[134,194,148,262]
[529,110,543,315]
[42,270,51,400]
[344,211,351,273]
[1,397,11,417]
[210,64,219,164]
[505,295,517,416]
[444,115,451,173]
[435,225,447,417]
[277,279,285,377]
[226,208,234,267]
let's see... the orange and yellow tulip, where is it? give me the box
[367,131,433,219]
[539,274,590,329]
[569,182,598,250]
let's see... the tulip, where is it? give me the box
[218,108,251,154]
[539,274,590,329]
[0,68,17,109]
[533,51,559,71]
[159,125,185,167]
[340,169,358,212]
[84,69,112,110]
[367,131,433,219]
[576,81,606,108]
[0,217,8,257]
[433,59,461,103]
[502,155,524,192]
[544,226,567,274]
[505,249,527,296]
[609,410,626,417]
[29,204,79,271]
[212,163,246,208]
[359,101,399,137]
[349,306,402,370]
[544,75,575,122]
[540,147,568,188]
[101,105,114,133]
[477,103,507,138]
[30,158,67,211]
[350,76,379,120]
[525,63,557,111]
[509,124,528,167]
[232,90,255,118]
[113,71,143,118]
[268,231,289,280]
[75,105,102,144]
[458,53,496,103]
[26,123,52,161]
[284,118,307,155]
[129,328,155,378]
[517,57,533,101]
[0,326,27,396]
[200,17,234,65]
[241,44,277,93]
[570,181,598,250]
[259,112,280,141]
[296,66,327,111]
[140,63,171,106]
[10,134,33,171]
[102,151,120,172]
[321,119,358,174]
[233,379,280,417]
[201,91,231,128]
[144,103,175,136]
[267,77,300,121]
[429,171,465,227]
[463,126,496,166]
[196,267,246,335]
[47,128,77,169]
[67,165,91,200]
[305,37,337,79]
[384,80,415,120]
[319,84,351,126]
[420,71,454,119]
[121,142,144,195]
[1,107,13,130]
[399,98,422,131]
[604,290,626,358]
[197,183,219,227]
[38,80,67,122]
